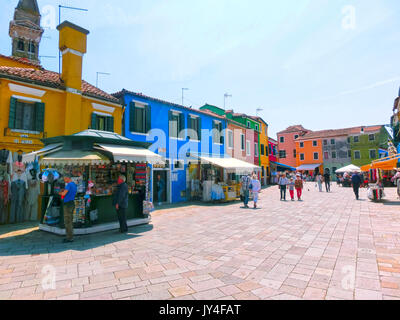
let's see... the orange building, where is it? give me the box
[295,133,323,176]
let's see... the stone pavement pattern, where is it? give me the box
[0,184,400,300]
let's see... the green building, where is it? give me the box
[348,125,390,167]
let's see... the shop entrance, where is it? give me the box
[153,170,168,205]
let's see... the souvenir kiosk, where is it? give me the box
[193,155,261,202]
[22,130,164,235]
[361,154,400,202]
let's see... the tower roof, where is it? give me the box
[16,0,40,16]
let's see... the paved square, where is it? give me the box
[1,184,399,300]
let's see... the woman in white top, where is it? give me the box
[316,173,323,192]
[251,174,262,209]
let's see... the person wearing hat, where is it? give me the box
[59,174,77,243]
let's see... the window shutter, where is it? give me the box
[179,113,185,139]
[220,124,224,144]
[168,110,173,137]
[145,105,151,133]
[107,116,114,132]
[129,102,135,132]
[34,102,45,132]
[8,97,17,129]
[91,113,97,130]
[197,117,202,141]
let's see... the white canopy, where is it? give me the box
[22,143,63,163]
[335,164,361,173]
[95,144,164,165]
[199,156,261,174]
[296,164,322,171]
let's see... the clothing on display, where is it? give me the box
[25,179,40,221]
[10,179,26,223]
[211,183,225,201]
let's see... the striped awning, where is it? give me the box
[41,150,110,166]
[22,143,63,163]
[95,144,164,165]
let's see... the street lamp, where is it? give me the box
[224,93,232,110]
[96,72,111,88]
[182,88,189,106]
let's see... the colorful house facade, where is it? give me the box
[277,125,310,168]
[0,10,122,157]
[113,90,227,204]
[391,94,400,149]
[251,116,269,185]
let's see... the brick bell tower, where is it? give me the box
[9,0,44,63]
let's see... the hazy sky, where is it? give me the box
[1,0,399,138]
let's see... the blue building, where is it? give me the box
[113,90,227,204]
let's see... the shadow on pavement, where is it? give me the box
[0,223,154,257]
[382,200,400,206]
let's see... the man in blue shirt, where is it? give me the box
[351,172,362,200]
[59,175,77,243]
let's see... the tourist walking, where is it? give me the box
[316,173,323,192]
[113,175,129,233]
[351,172,362,200]
[323,170,331,192]
[278,173,289,201]
[288,178,295,201]
[241,174,252,208]
[251,174,262,209]
[295,174,304,201]
[59,174,77,243]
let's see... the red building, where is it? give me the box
[277,125,310,168]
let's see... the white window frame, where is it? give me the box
[354,150,361,160]
[300,153,305,161]
[313,140,318,147]
[227,129,233,149]
[247,121,251,128]
[254,143,259,157]
[255,124,259,132]
[280,136,285,143]
[299,142,304,148]
[368,134,375,141]
[313,152,319,160]
[369,149,377,159]
[331,139,336,145]
[294,135,299,140]
[354,136,360,143]
[246,140,251,156]
[240,134,245,151]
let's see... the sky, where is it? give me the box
[1,0,399,138]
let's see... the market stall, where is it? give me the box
[194,156,261,202]
[22,130,164,235]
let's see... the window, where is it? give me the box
[347,137,351,143]
[269,144,272,155]
[324,152,329,160]
[354,151,361,159]
[294,135,299,140]
[8,98,45,132]
[300,142,304,148]
[246,140,251,156]
[265,145,269,156]
[255,124,259,132]
[313,141,318,147]
[262,166,265,177]
[254,143,259,157]
[260,144,265,156]
[212,121,223,144]
[91,113,114,132]
[169,112,183,139]
[17,39,24,51]
[241,134,245,151]
[323,140,328,146]
[227,130,233,149]
[188,115,201,141]
[293,149,297,158]
[331,139,335,145]
[280,136,285,143]
[332,151,337,159]
[369,149,377,159]
[332,167,337,174]
[279,150,286,159]
[28,42,35,54]
[313,152,319,160]
[369,134,375,141]
[129,102,151,134]
[247,121,251,128]
[300,153,305,161]
[348,150,352,158]
[354,136,359,143]
[265,127,267,136]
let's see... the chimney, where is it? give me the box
[57,21,89,90]
[56,21,89,135]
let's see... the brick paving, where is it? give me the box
[0,183,399,300]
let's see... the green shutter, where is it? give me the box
[34,102,45,132]
[145,105,151,133]
[8,97,17,129]
[91,113,97,130]
[107,116,114,132]
[197,117,202,141]
[179,113,185,139]
[129,102,135,132]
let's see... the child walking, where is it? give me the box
[288,178,295,201]
[295,174,304,201]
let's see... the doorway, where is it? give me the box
[153,170,168,205]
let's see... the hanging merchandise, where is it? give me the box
[9,179,26,223]
[25,178,40,221]
[0,174,10,224]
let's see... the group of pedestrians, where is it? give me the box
[315,171,331,193]
[278,172,304,201]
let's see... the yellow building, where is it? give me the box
[256,117,270,186]
[0,19,123,155]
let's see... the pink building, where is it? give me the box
[277,125,310,168]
